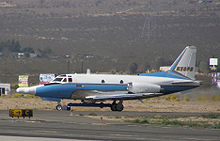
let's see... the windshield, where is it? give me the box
[53,78,63,82]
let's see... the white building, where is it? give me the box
[0,83,11,95]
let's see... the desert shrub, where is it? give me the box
[184,96,190,101]
[212,122,220,129]
[25,94,35,98]
[11,94,24,98]
[196,95,208,101]
[170,95,180,102]
[162,96,170,101]
[0,94,6,97]
[154,114,162,119]
[150,97,159,100]
[88,113,97,116]
[128,119,149,124]
[11,84,19,90]
[211,96,220,101]
[162,96,179,101]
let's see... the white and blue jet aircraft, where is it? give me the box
[17,46,200,111]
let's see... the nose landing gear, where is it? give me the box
[56,104,63,111]
[56,103,71,111]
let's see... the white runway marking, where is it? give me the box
[0,135,99,141]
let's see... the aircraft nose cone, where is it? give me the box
[16,87,37,95]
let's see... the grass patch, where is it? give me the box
[79,114,84,116]
[183,96,190,101]
[11,94,24,98]
[126,119,149,124]
[88,113,97,116]
[212,122,220,129]
[1,94,35,98]
[115,116,122,119]
[161,119,185,126]
[124,115,220,129]
[201,114,220,119]
[161,120,211,128]
[0,94,7,97]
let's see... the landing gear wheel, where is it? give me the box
[110,100,124,112]
[67,106,71,111]
[111,104,117,111]
[56,104,63,111]
[116,103,124,112]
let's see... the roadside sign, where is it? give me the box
[18,75,29,87]
[39,74,56,84]
[9,109,33,118]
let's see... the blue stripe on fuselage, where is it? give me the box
[36,83,127,99]
[139,72,188,80]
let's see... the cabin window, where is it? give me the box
[120,80,124,84]
[62,78,67,82]
[101,80,105,83]
[54,78,63,82]
[68,78,72,82]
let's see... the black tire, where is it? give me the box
[67,106,71,111]
[56,104,63,111]
[116,104,124,112]
[111,104,117,111]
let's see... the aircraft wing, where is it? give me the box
[85,93,163,100]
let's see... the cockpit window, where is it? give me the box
[60,74,66,77]
[68,78,72,82]
[53,78,63,82]
[62,78,67,82]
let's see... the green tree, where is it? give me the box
[37,47,52,57]
[22,47,35,53]
[8,40,21,52]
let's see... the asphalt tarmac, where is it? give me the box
[0,110,219,141]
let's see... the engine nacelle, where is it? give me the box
[127,82,161,93]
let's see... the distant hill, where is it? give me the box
[0,0,220,83]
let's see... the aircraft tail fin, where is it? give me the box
[169,46,197,80]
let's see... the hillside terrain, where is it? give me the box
[0,0,220,83]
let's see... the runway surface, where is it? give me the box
[0,110,219,141]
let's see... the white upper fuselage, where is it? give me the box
[51,73,187,86]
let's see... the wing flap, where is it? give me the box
[85,93,163,100]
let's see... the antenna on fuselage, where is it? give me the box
[86,69,91,74]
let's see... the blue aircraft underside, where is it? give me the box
[161,85,197,93]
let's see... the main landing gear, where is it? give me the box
[110,100,124,112]
[55,100,124,112]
